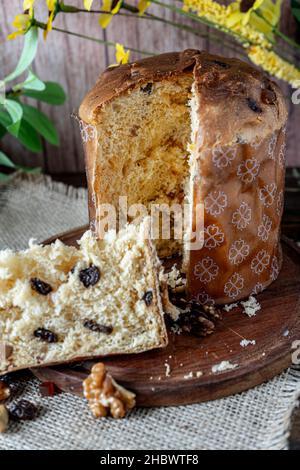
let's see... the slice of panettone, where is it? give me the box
[0,220,168,374]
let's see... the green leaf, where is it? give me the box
[0,123,6,139]
[14,70,46,92]
[0,151,16,168]
[21,103,59,146]
[291,0,300,23]
[0,108,42,152]
[17,119,42,153]
[3,99,23,136]
[0,172,11,183]
[22,81,66,105]
[0,109,11,129]
[4,27,39,84]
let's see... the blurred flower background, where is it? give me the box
[0,0,300,179]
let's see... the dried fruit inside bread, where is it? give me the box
[0,221,168,374]
[79,50,288,304]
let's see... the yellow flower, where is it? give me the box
[83,0,94,10]
[44,0,58,40]
[226,0,282,40]
[99,0,122,29]
[23,0,35,10]
[115,43,130,64]
[183,0,271,48]
[257,0,282,27]
[248,46,300,86]
[138,0,151,16]
[7,11,33,40]
[227,0,264,28]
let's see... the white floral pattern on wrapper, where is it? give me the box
[204,224,225,250]
[224,273,245,299]
[270,256,280,282]
[251,282,264,295]
[192,290,215,306]
[276,190,284,217]
[268,134,277,160]
[259,183,277,208]
[204,191,228,217]
[251,250,271,275]
[229,239,250,265]
[232,202,252,230]
[190,130,284,303]
[212,147,237,169]
[237,158,260,183]
[279,141,286,168]
[257,215,272,242]
[194,257,219,284]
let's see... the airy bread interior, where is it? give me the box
[0,222,167,374]
[93,74,194,258]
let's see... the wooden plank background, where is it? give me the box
[0,0,299,174]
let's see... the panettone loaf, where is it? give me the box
[0,221,168,374]
[79,50,288,304]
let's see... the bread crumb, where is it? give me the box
[164,362,171,377]
[183,370,203,380]
[224,296,261,317]
[166,265,186,290]
[212,361,238,373]
[184,371,193,380]
[241,296,261,317]
[240,339,256,347]
[223,303,239,312]
[283,329,289,337]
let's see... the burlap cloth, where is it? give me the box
[0,174,300,450]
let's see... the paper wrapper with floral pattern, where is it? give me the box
[187,127,286,305]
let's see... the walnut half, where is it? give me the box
[83,363,136,419]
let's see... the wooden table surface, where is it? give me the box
[51,168,300,450]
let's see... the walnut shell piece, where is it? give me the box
[83,363,136,419]
[0,405,9,433]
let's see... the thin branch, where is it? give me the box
[34,21,155,56]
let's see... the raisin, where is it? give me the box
[143,291,153,306]
[261,88,276,105]
[247,97,262,113]
[211,59,230,69]
[9,400,38,421]
[141,83,153,95]
[79,265,101,288]
[83,319,113,334]
[34,328,58,343]
[30,278,52,296]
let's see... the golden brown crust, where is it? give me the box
[79,50,198,123]
[192,52,287,147]
[79,49,287,139]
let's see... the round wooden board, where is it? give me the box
[32,227,300,407]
